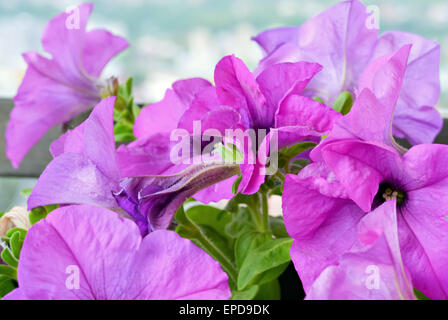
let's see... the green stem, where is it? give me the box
[285,159,291,174]
[275,170,285,182]
[260,192,269,232]
[247,203,262,231]
[194,228,238,284]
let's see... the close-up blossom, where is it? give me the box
[5,3,128,168]
[253,0,442,145]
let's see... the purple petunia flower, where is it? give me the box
[282,45,448,299]
[113,55,342,231]
[253,0,442,145]
[6,2,128,168]
[131,55,340,199]
[3,205,231,300]
[306,200,416,300]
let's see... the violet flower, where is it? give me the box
[6,2,128,168]
[28,96,176,235]
[131,55,340,200]
[282,45,448,299]
[306,200,416,300]
[114,55,342,231]
[3,205,231,300]
[253,0,442,145]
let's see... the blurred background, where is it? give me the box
[1,0,447,211]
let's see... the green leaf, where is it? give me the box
[28,204,58,226]
[332,91,353,115]
[9,231,23,259]
[1,248,18,268]
[237,237,292,290]
[230,285,260,300]
[312,96,325,104]
[185,205,233,239]
[6,228,27,240]
[253,279,281,300]
[114,122,136,143]
[175,206,238,284]
[0,265,17,280]
[269,216,289,238]
[234,231,271,269]
[225,207,257,239]
[0,211,4,219]
[20,188,33,198]
[282,142,316,160]
[232,174,243,195]
[0,275,17,298]
[414,288,431,300]
[29,207,48,225]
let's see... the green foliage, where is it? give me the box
[113,77,139,143]
[29,204,58,225]
[237,237,292,290]
[332,91,354,115]
[175,204,238,284]
[175,196,292,300]
[0,228,27,297]
[414,288,431,300]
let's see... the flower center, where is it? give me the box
[375,182,406,207]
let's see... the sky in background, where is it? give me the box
[0,0,447,114]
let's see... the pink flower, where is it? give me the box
[253,0,442,145]
[6,3,128,168]
[3,205,230,300]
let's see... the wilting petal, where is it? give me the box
[374,31,442,144]
[321,140,404,212]
[6,205,230,300]
[254,0,378,104]
[134,78,211,138]
[116,162,240,232]
[307,200,415,300]
[215,55,267,129]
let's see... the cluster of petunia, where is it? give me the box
[2,1,447,300]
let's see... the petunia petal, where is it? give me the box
[374,31,442,144]
[9,205,230,300]
[82,29,129,78]
[321,140,404,212]
[307,200,415,300]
